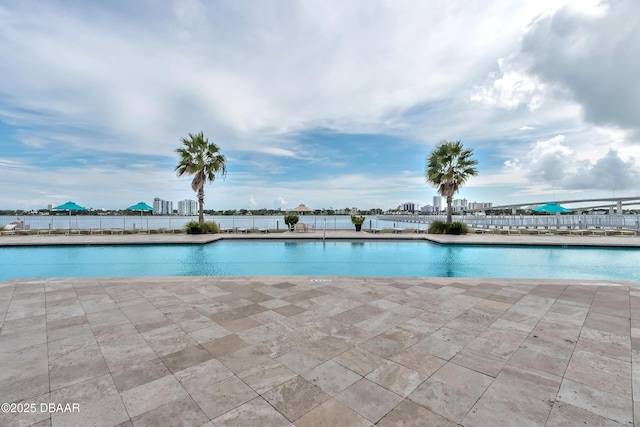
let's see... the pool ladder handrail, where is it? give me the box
[323,217,326,240]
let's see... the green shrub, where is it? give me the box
[185,221,219,234]
[185,221,203,234]
[428,220,448,234]
[284,213,299,230]
[350,215,365,225]
[448,221,468,235]
[427,220,468,235]
[201,221,219,233]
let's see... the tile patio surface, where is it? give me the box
[2,274,640,426]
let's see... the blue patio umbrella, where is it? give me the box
[532,202,572,214]
[126,202,154,229]
[52,201,87,230]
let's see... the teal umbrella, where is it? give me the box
[532,202,571,213]
[52,201,87,230]
[126,202,154,212]
[53,201,87,211]
[126,202,154,229]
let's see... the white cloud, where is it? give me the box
[526,135,572,183]
[273,196,287,209]
[463,0,640,201]
[517,0,639,133]
[0,158,23,168]
[0,1,567,157]
[248,195,258,209]
[1,0,638,210]
[498,134,640,192]
[471,58,547,111]
[564,150,640,190]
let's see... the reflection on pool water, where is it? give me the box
[0,240,638,282]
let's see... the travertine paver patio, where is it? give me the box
[1,275,639,426]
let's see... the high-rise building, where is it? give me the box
[420,205,436,213]
[153,197,173,215]
[164,200,174,215]
[451,198,468,212]
[433,196,442,211]
[178,199,198,215]
[452,198,467,208]
[402,202,416,212]
[468,202,493,210]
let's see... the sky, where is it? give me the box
[1,0,639,211]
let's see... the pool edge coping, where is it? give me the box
[1,231,639,248]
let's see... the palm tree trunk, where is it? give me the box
[446,195,453,224]
[198,188,205,224]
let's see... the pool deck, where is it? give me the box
[0,229,639,247]
[1,232,640,426]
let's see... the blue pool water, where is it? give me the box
[0,240,638,282]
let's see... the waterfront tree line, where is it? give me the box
[0,207,389,217]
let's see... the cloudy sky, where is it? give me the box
[1,0,639,211]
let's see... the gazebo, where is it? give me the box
[290,204,314,215]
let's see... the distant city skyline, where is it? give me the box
[14,194,459,213]
[11,194,640,214]
[1,1,639,211]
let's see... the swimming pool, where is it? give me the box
[0,240,638,282]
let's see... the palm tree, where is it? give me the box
[175,132,227,224]
[425,140,478,224]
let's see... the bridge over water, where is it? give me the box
[471,196,640,214]
[379,196,640,231]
